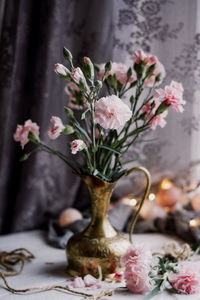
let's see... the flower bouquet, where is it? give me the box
[14,48,185,276]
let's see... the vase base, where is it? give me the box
[66,231,131,277]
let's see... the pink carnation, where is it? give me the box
[48,116,65,140]
[54,63,68,76]
[13,119,40,149]
[98,62,134,85]
[120,243,152,267]
[71,139,85,154]
[134,49,165,87]
[71,67,85,84]
[124,263,152,294]
[142,101,168,130]
[153,80,186,113]
[169,262,200,294]
[94,95,132,130]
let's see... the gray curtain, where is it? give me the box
[0,0,199,234]
[0,0,114,234]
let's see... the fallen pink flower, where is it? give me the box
[13,119,40,149]
[120,243,152,267]
[124,263,152,294]
[84,274,102,289]
[67,276,85,289]
[114,272,123,282]
[169,262,200,294]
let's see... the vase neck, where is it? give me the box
[83,176,117,238]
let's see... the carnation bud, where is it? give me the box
[105,61,112,73]
[61,125,74,135]
[94,80,103,90]
[155,73,162,82]
[63,47,73,62]
[54,63,70,78]
[146,63,156,78]
[83,57,94,81]
[64,106,74,118]
[134,62,146,79]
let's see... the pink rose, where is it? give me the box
[71,67,85,84]
[98,62,134,85]
[134,49,165,87]
[142,101,168,130]
[54,63,68,76]
[94,95,132,130]
[71,139,86,154]
[13,119,40,149]
[124,263,152,294]
[48,116,65,140]
[153,81,186,113]
[120,243,152,267]
[169,262,200,294]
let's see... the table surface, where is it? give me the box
[0,230,199,300]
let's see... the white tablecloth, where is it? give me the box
[0,230,199,300]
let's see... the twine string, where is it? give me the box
[0,248,114,300]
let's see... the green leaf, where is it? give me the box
[129,80,137,89]
[81,108,90,120]
[74,123,92,144]
[61,125,74,135]
[144,285,162,300]
[127,67,132,81]
[94,64,100,72]
[64,106,74,118]
[121,158,139,165]
[20,153,31,161]
[99,145,121,155]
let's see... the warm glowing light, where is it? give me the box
[149,193,155,201]
[160,178,174,190]
[129,198,137,206]
[190,219,197,227]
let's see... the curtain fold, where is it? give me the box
[0,0,114,234]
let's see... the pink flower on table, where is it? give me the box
[83,274,102,289]
[120,243,152,267]
[71,139,86,155]
[54,63,68,76]
[67,275,102,289]
[94,95,132,130]
[142,101,168,130]
[71,67,85,84]
[153,80,186,113]
[48,116,65,140]
[13,119,40,149]
[134,49,166,87]
[124,263,152,294]
[67,276,85,289]
[98,62,134,85]
[169,262,200,294]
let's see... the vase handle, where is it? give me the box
[126,166,151,243]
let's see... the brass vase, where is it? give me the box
[66,166,151,277]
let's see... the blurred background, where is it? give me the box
[0,0,200,235]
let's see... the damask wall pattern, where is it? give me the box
[113,0,200,189]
